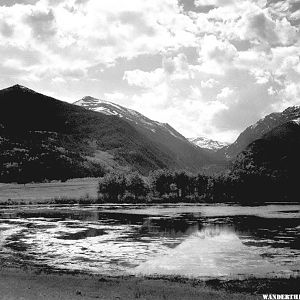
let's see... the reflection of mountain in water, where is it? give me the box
[0,204,299,278]
[195,224,235,239]
[57,228,107,240]
[134,224,285,278]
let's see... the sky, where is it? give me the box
[0,0,299,142]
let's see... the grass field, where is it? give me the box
[0,178,99,203]
[0,267,263,300]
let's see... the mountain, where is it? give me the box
[232,121,300,200]
[75,96,186,141]
[0,85,216,183]
[75,96,224,171]
[221,106,300,159]
[188,136,229,152]
[234,120,300,171]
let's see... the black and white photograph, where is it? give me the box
[0,0,299,299]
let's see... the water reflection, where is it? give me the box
[57,228,107,240]
[134,225,284,277]
[140,215,201,238]
[0,204,299,278]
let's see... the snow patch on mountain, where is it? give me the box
[189,137,229,151]
[74,96,186,141]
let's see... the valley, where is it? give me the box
[0,85,222,184]
[0,84,299,299]
[1,0,299,298]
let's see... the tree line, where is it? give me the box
[98,167,295,204]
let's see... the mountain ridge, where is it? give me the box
[220,105,300,159]
[231,120,300,201]
[75,95,224,173]
[74,96,187,142]
[188,136,229,152]
[0,85,219,182]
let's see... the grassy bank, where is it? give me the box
[0,178,99,204]
[0,266,281,300]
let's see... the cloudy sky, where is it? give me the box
[0,0,299,142]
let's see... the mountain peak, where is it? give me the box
[75,96,187,141]
[283,105,300,115]
[12,84,32,91]
[3,84,36,94]
[75,96,114,107]
[189,136,229,151]
[13,84,27,89]
[81,96,100,102]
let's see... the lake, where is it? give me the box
[0,203,299,279]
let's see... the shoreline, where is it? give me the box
[0,265,299,300]
[1,182,299,299]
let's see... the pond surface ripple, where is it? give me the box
[0,203,299,279]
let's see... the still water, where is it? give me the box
[0,203,299,279]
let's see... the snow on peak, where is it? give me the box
[74,96,186,141]
[77,96,110,106]
[189,136,229,151]
[75,96,126,116]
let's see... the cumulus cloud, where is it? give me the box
[238,11,297,47]
[25,9,56,40]
[195,35,238,76]
[0,20,14,36]
[124,68,164,88]
[250,68,271,84]
[194,0,234,7]
[0,0,39,6]
[244,12,279,45]
[122,53,229,139]
[199,35,237,64]
[200,78,218,88]
[216,87,234,101]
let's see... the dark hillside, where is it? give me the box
[0,85,213,182]
[75,96,223,174]
[220,106,300,159]
[231,121,300,201]
[233,121,300,172]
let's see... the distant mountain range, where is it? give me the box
[1,84,299,184]
[188,137,229,152]
[0,85,220,182]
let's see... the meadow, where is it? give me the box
[0,178,99,204]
